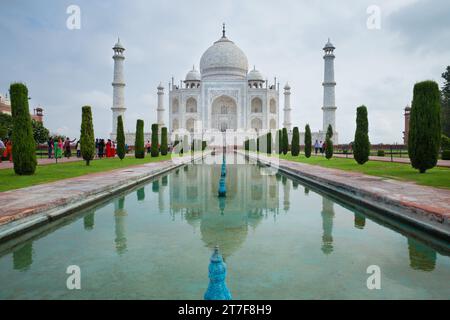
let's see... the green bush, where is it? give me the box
[442,150,450,160]
[291,127,300,156]
[282,128,288,155]
[160,127,168,155]
[377,150,385,157]
[354,105,370,165]
[266,132,272,154]
[325,124,333,159]
[202,140,207,151]
[134,119,145,158]
[244,139,249,151]
[80,106,95,166]
[441,134,450,150]
[116,115,125,160]
[10,83,37,174]
[408,81,441,173]
[151,123,159,157]
[304,124,312,158]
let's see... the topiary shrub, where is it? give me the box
[377,150,385,157]
[442,150,450,160]
[354,105,370,165]
[325,124,334,159]
[160,127,168,155]
[151,123,159,157]
[304,124,312,158]
[266,132,272,154]
[202,140,207,151]
[441,134,450,150]
[80,106,95,166]
[9,83,37,174]
[291,127,300,156]
[408,81,441,173]
[282,128,288,155]
[134,119,145,158]
[116,115,125,160]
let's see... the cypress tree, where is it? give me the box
[9,83,37,175]
[325,124,333,159]
[408,81,441,173]
[304,124,312,158]
[160,127,168,155]
[267,132,272,154]
[80,106,95,166]
[151,123,159,157]
[291,127,300,156]
[353,105,370,164]
[134,119,145,158]
[441,66,450,137]
[282,128,288,155]
[116,115,125,160]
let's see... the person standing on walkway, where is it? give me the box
[47,137,54,159]
[146,140,151,154]
[319,141,323,154]
[314,140,320,155]
[64,137,76,158]
[98,139,105,158]
[322,141,327,155]
[95,138,99,158]
[105,139,112,158]
[3,139,12,162]
[0,138,5,163]
[54,138,63,161]
[76,139,81,158]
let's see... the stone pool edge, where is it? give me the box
[241,151,450,240]
[0,154,205,242]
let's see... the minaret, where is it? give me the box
[283,83,292,131]
[322,38,337,133]
[111,38,126,137]
[157,83,165,127]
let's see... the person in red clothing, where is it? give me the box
[3,139,12,162]
[105,139,112,158]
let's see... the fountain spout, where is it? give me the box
[204,246,232,300]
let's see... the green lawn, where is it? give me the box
[279,153,450,189]
[0,154,173,192]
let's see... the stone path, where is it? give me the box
[247,152,450,238]
[0,156,196,240]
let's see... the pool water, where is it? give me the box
[0,155,449,299]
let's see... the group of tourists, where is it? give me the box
[96,138,126,158]
[46,137,78,159]
[0,138,13,163]
[314,139,327,155]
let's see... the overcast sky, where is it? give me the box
[1,0,449,143]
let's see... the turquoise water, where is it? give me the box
[0,155,449,299]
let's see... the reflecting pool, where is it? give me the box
[0,155,449,299]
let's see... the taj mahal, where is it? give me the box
[110,24,338,146]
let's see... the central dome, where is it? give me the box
[200,35,248,80]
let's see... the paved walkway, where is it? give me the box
[0,156,81,170]
[331,153,450,167]
[246,152,450,237]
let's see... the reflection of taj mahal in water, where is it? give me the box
[7,164,440,273]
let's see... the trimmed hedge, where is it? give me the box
[9,83,37,174]
[116,115,125,160]
[354,105,370,165]
[291,127,300,156]
[408,81,441,173]
[80,106,95,166]
[325,124,333,159]
[151,123,159,157]
[282,128,288,155]
[304,124,312,158]
[160,127,168,155]
[442,150,450,160]
[134,119,145,158]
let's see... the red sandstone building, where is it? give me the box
[0,94,44,123]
